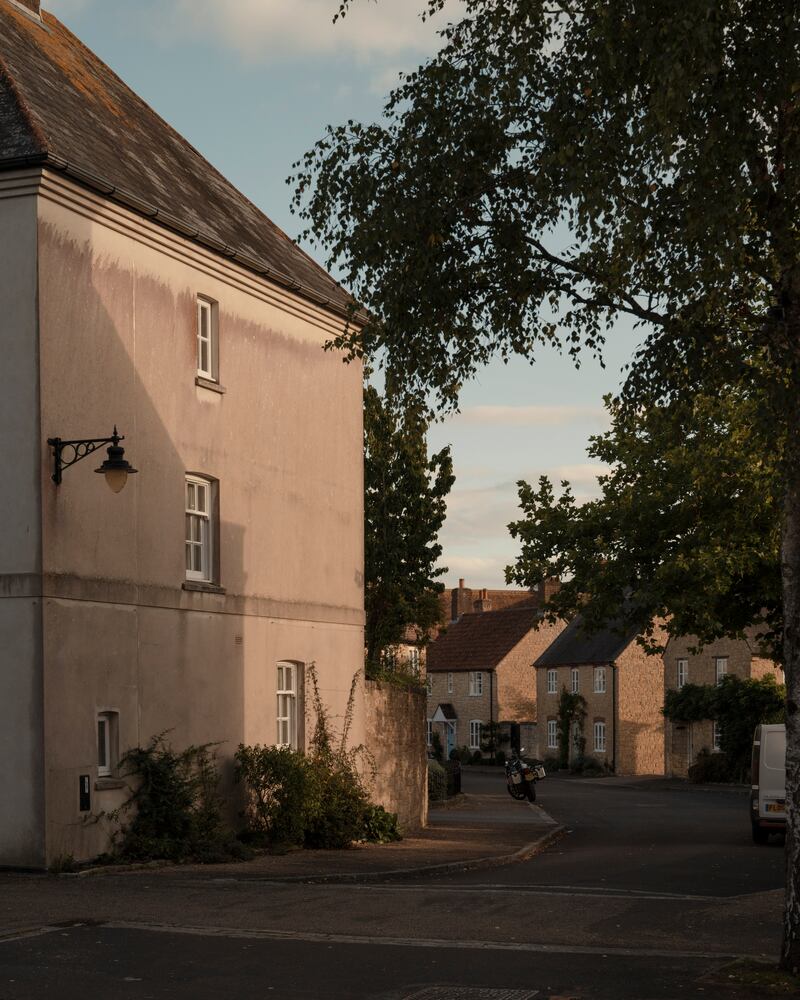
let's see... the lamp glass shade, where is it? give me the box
[104,468,128,494]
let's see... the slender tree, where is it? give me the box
[294,2,800,967]
[364,384,454,672]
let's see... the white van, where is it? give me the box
[751,723,786,843]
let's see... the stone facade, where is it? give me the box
[664,635,784,777]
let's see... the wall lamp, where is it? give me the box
[47,427,138,493]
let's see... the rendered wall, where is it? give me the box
[0,181,45,867]
[365,680,427,833]
[35,173,365,863]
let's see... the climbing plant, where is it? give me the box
[556,687,587,771]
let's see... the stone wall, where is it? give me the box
[365,680,427,833]
[427,670,498,752]
[617,643,666,775]
[497,620,566,722]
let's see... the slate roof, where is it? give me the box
[426,606,541,672]
[534,614,639,668]
[0,1,355,317]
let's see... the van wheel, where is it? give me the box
[752,821,769,845]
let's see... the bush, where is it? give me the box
[106,733,244,864]
[362,804,401,843]
[430,731,444,762]
[442,759,462,796]
[470,749,483,764]
[235,744,310,848]
[427,759,447,800]
[688,749,736,784]
[542,755,561,772]
[570,754,604,777]
[449,745,472,765]
[495,749,507,766]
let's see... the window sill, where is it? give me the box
[95,777,126,791]
[195,376,226,394]
[183,581,226,595]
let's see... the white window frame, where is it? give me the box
[469,720,482,751]
[677,658,688,689]
[97,711,118,777]
[593,720,606,754]
[426,719,432,746]
[571,667,580,694]
[426,676,433,696]
[196,296,218,382]
[447,672,453,694]
[547,668,557,695]
[408,647,420,673]
[715,657,728,684]
[469,671,483,696]
[593,666,607,694]
[712,721,721,752]
[547,719,558,750]
[185,475,214,582]
[277,662,298,749]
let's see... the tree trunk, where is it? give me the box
[781,353,800,973]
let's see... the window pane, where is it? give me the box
[187,482,195,509]
[277,666,285,690]
[196,485,207,513]
[200,340,209,374]
[97,719,107,767]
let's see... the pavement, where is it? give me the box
[17,775,563,889]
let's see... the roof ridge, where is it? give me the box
[0,48,46,154]
[40,10,342,294]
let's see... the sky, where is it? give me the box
[45,0,642,589]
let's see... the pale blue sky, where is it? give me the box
[46,0,642,588]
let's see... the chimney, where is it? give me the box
[452,578,472,621]
[473,588,493,613]
[14,0,41,13]
[536,576,561,603]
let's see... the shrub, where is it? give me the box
[427,759,447,800]
[542,755,561,772]
[234,744,310,848]
[106,733,243,864]
[495,749,507,766]
[449,745,472,765]
[470,749,483,764]
[430,731,444,762]
[688,749,736,784]
[570,754,604,777]
[362,804,401,843]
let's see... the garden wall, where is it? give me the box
[364,680,427,833]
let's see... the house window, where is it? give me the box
[469,720,482,750]
[447,672,453,694]
[426,720,432,746]
[712,721,721,752]
[715,657,728,684]
[677,658,688,689]
[277,662,299,749]
[571,668,579,694]
[408,647,420,673]
[97,711,118,777]
[593,720,606,753]
[593,667,606,693]
[547,719,558,750]
[469,671,483,696]
[196,296,219,381]
[547,668,557,694]
[185,476,215,582]
[426,676,433,696]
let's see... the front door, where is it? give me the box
[446,722,456,759]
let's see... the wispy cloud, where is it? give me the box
[164,0,461,62]
[455,404,607,427]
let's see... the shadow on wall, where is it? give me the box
[38,220,247,862]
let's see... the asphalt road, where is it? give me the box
[0,771,788,1000]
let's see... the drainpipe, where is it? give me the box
[611,662,618,773]
[490,671,495,752]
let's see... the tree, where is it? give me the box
[295,1,800,969]
[364,384,454,672]
[506,386,783,657]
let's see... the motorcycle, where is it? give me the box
[505,748,546,802]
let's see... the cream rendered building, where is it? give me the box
[0,0,364,866]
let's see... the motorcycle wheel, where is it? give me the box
[507,783,527,800]
[525,782,536,803]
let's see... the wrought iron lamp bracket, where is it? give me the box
[47,427,124,485]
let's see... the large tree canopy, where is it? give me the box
[364,385,454,672]
[296,0,800,970]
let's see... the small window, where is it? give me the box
[593,720,606,754]
[277,662,299,749]
[715,657,728,684]
[547,719,558,749]
[469,671,483,696]
[712,721,721,752]
[547,669,557,695]
[97,711,118,777]
[469,720,482,750]
[447,672,453,694]
[426,720,432,746]
[185,475,216,582]
[571,668,579,694]
[426,676,433,696]
[408,647,420,673]
[593,667,606,694]
[677,658,688,689]
[196,296,219,382]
